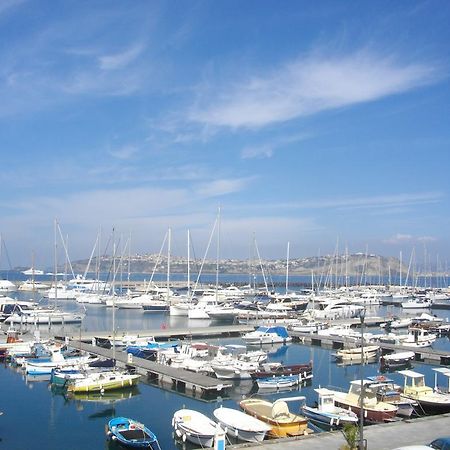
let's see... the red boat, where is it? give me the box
[329,380,398,423]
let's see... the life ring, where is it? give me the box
[377,375,386,382]
[130,423,136,430]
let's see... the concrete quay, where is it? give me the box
[204,413,450,450]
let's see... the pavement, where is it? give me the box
[209,413,450,450]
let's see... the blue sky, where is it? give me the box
[0,0,449,266]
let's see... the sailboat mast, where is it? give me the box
[167,227,171,304]
[187,229,190,298]
[112,228,116,363]
[54,219,58,307]
[285,241,290,295]
[215,207,220,302]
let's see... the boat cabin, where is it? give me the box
[398,370,433,396]
[315,388,337,413]
[347,380,379,407]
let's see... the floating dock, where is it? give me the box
[290,330,450,365]
[61,324,255,343]
[69,340,232,401]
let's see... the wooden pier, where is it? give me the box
[69,340,232,401]
[290,330,450,365]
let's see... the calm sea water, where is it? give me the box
[1,272,449,449]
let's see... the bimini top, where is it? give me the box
[398,370,425,378]
[432,367,450,377]
[255,326,289,338]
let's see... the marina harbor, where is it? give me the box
[1,269,450,449]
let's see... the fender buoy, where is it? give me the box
[182,433,187,442]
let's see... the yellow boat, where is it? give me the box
[239,396,310,438]
[66,371,140,393]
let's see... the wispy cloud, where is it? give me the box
[190,49,440,129]
[241,133,311,159]
[109,145,139,160]
[288,192,443,211]
[194,177,254,198]
[0,0,25,15]
[99,44,144,71]
[383,233,437,245]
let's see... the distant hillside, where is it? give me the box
[70,253,408,277]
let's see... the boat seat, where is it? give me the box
[272,401,290,420]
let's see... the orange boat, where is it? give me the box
[239,396,310,438]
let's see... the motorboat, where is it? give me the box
[18,280,49,291]
[330,380,398,423]
[365,376,418,417]
[301,388,358,427]
[212,355,263,379]
[399,370,450,414]
[242,325,291,345]
[380,317,412,329]
[256,374,304,390]
[335,345,379,363]
[251,362,313,381]
[401,328,436,348]
[45,284,77,300]
[106,417,161,449]
[239,396,309,437]
[0,280,16,293]
[66,370,141,393]
[401,298,432,309]
[213,407,271,442]
[380,351,415,370]
[25,349,97,375]
[172,409,219,447]
[4,303,84,325]
[288,319,328,334]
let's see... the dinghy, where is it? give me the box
[213,407,271,442]
[239,396,309,437]
[106,417,161,449]
[172,409,219,447]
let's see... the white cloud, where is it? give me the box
[99,44,144,70]
[194,177,254,198]
[0,0,25,15]
[190,50,439,129]
[241,145,273,159]
[257,191,443,212]
[109,145,139,160]
[383,233,414,244]
[417,236,437,243]
[241,133,311,159]
[383,233,437,245]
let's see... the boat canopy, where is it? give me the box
[256,326,289,338]
[398,370,425,379]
